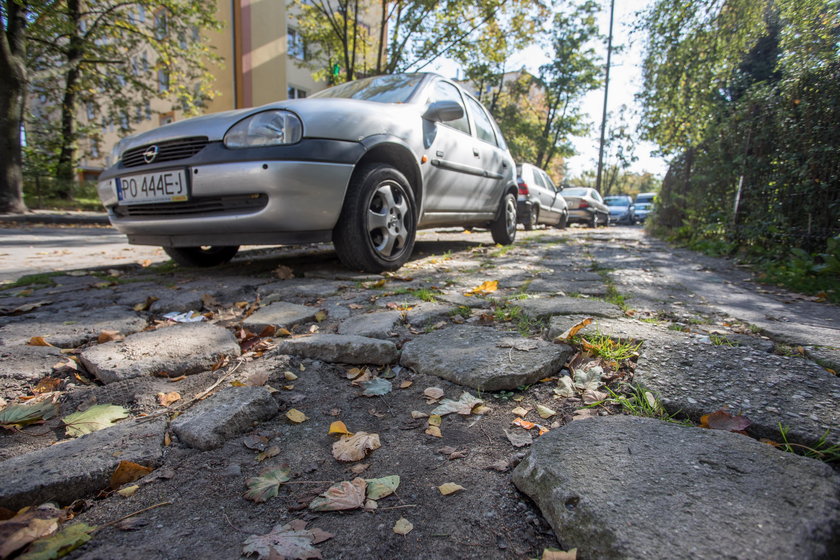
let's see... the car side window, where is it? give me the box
[542,172,558,192]
[428,80,470,135]
[592,191,603,203]
[533,171,547,189]
[464,95,498,146]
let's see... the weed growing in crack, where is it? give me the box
[777,423,840,463]
[573,331,642,362]
[596,384,689,424]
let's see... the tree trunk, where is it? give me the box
[0,1,28,214]
[54,0,82,197]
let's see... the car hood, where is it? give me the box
[114,98,422,155]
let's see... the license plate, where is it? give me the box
[116,169,189,205]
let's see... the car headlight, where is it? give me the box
[224,110,302,148]
[106,141,123,167]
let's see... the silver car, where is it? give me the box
[634,192,656,222]
[97,73,518,272]
[561,187,610,227]
[516,163,568,230]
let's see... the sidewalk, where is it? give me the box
[0,209,110,226]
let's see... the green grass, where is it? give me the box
[490,244,516,258]
[449,306,471,319]
[710,334,739,346]
[778,423,840,463]
[492,303,545,336]
[391,287,440,302]
[4,272,62,289]
[596,384,690,424]
[574,331,642,362]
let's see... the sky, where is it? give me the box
[430,0,668,179]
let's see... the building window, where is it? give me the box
[145,101,152,120]
[118,111,130,130]
[86,102,96,121]
[287,27,305,59]
[287,86,307,99]
[158,69,169,92]
[154,11,167,40]
[90,140,100,159]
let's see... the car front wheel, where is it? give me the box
[589,212,598,228]
[333,163,417,273]
[556,210,568,229]
[164,246,239,267]
[490,192,517,245]
[524,206,538,231]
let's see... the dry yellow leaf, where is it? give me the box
[110,461,153,490]
[423,387,445,401]
[116,485,139,497]
[314,311,328,322]
[164,432,172,447]
[428,414,442,427]
[472,404,492,415]
[542,548,578,560]
[425,426,442,438]
[286,409,308,423]
[27,336,53,347]
[284,371,298,381]
[156,391,181,407]
[399,380,413,389]
[511,406,530,416]
[465,280,498,296]
[536,405,556,419]
[97,330,123,343]
[393,517,414,535]
[411,410,428,419]
[438,482,465,495]
[332,432,381,462]
[554,317,594,342]
[329,421,352,436]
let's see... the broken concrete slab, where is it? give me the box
[171,386,279,450]
[526,279,608,297]
[406,302,456,327]
[338,310,402,339]
[242,301,320,331]
[80,323,241,384]
[634,336,840,448]
[273,334,398,365]
[0,418,166,511]
[514,296,623,320]
[261,279,348,302]
[0,306,148,348]
[0,344,63,381]
[400,325,572,391]
[513,415,840,560]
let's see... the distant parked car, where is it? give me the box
[634,192,657,222]
[97,73,518,273]
[604,194,636,225]
[515,163,569,230]
[561,187,610,227]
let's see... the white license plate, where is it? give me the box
[116,169,189,205]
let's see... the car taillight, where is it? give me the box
[518,181,529,196]
[579,200,589,209]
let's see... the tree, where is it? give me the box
[24,0,219,197]
[599,105,637,195]
[0,0,29,213]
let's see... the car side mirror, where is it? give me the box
[423,100,464,123]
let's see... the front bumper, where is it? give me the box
[98,139,362,247]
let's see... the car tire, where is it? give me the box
[333,163,417,273]
[556,211,568,229]
[164,246,239,267]
[490,192,518,245]
[589,212,598,228]
[524,206,538,231]
[600,213,610,227]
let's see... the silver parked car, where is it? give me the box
[561,187,610,227]
[634,192,656,222]
[515,163,568,230]
[604,194,636,225]
[97,73,518,272]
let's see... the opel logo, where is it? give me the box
[143,145,159,164]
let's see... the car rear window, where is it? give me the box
[312,74,424,103]
[563,187,589,196]
[636,195,654,203]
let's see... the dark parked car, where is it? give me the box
[634,192,656,222]
[604,195,636,225]
[561,187,610,227]
[97,73,518,272]
[516,163,568,230]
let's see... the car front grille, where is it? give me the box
[112,194,267,218]
[121,137,210,168]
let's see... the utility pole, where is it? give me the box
[595,0,615,193]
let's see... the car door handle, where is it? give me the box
[473,148,480,158]
[502,161,508,168]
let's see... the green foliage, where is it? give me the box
[575,331,642,362]
[778,423,840,463]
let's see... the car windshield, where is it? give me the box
[636,195,654,203]
[563,187,589,196]
[311,74,424,103]
[605,197,629,206]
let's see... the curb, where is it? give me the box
[0,211,111,226]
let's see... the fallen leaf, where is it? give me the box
[0,505,62,558]
[437,482,465,495]
[116,484,139,497]
[286,409,309,423]
[572,408,599,421]
[156,391,181,407]
[256,446,281,463]
[244,467,292,503]
[399,380,413,389]
[243,434,269,451]
[110,460,153,489]
[32,377,62,394]
[332,432,381,462]
[425,425,443,438]
[133,296,158,311]
[361,377,392,397]
[309,478,366,511]
[365,475,400,500]
[393,517,413,535]
[700,410,751,432]
[423,387,445,402]
[504,428,533,447]
[350,463,370,474]
[554,317,593,342]
[0,399,58,429]
[246,372,270,387]
[314,310,327,322]
[554,376,576,398]
[63,404,129,437]
[536,405,556,419]
[487,458,510,472]
[542,547,578,560]
[27,336,53,347]
[364,499,378,511]
[273,265,294,280]
[328,421,352,436]
[242,519,333,560]
[511,406,530,416]
[97,330,123,344]
[284,371,299,381]
[465,280,498,296]
[410,410,428,419]
[16,522,94,560]
[431,392,483,416]
[574,366,604,391]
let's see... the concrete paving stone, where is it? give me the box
[0,344,63,380]
[80,323,241,384]
[513,415,840,560]
[273,334,399,365]
[0,306,148,348]
[400,325,573,391]
[513,296,623,320]
[406,302,456,327]
[171,386,279,450]
[634,333,840,448]
[438,292,492,309]
[242,301,320,331]
[338,310,402,339]
[526,279,607,297]
[260,279,349,302]
[804,346,840,373]
[0,418,166,511]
